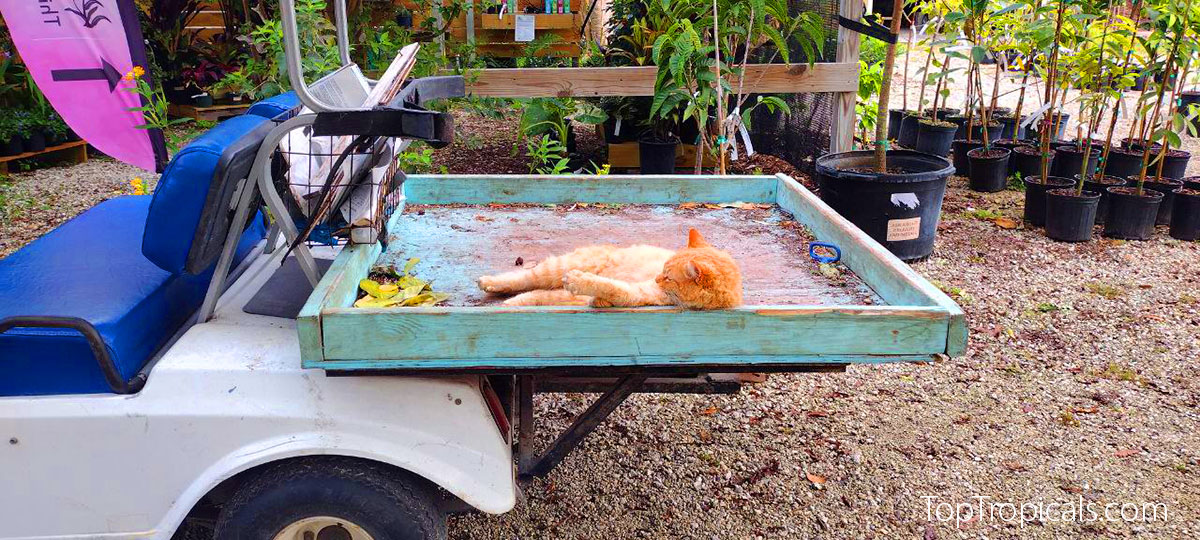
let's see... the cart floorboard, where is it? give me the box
[298,174,967,373]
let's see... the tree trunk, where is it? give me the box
[874,0,906,172]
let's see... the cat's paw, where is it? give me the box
[478,275,503,293]
[590,297,614,308]
[563,270,593,295]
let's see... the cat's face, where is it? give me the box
[656,229,743,309]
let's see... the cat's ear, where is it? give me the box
[684,259,714,285]
[687,228,711,248]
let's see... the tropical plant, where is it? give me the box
[1131,0,1199,190]
[526,135,571,174]
[143,0,205,85]
[873,0,907,171]
[651,0,825,172]
[123,67,192,151]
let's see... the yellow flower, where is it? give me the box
[132,66,145,78]
[124,71,135,81]
[130,177,146,196]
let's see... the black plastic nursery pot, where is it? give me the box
[1147,149,1190,179]
[914,120,956,157]
[998,116,1025,140]
[1184,176,1200,191]
[1,137,23,156]
[1170,188,1200,241]
[1053,145,1100,178]
[951,139,983,175]
[994,139,1025,175]
[966,122,1003,143]
[1028,113,1070,141]
[1075,174,1128,224]
[815,150,955,261]
[1023,175,1074,227]
[23,132,46,153]
[1103,147,1146,178]
[946,115,968,140]
[924,107,959,120]
[1144,178,1184,225]
[1013,145,1055,180]
[1103,187,1163,240]
[898,112,921,148]
[194,94,214,107]
[966,147,1011,193]
[1120,137,1160,152]
[888,110,906,140]
[1179,91,1200,116]
[1045,189,1100,242]
[638,135,679,174]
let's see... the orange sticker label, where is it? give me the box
[886,217,921,241]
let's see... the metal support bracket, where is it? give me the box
[518,375,647,479]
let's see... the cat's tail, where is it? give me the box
[502,289,590,306]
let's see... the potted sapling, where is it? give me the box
[816,0,954,261]
[1104,0,1194,240]
[1022,0,1075,226]
[961,0,1010,192]
[0,116,22,156]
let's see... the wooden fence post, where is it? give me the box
[831,0,863,154]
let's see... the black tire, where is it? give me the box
[213,457,446,540]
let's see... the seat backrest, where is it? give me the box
[142,114,273,275]
[246,92,300,119]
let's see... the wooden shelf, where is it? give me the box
[168,102,251,122]
[478,13,577,30]
[0,140,88,174]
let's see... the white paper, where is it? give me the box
[613,116,622,136]
[515,14,535,42]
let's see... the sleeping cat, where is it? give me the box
[477,229,742,309]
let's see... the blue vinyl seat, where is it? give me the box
[0,115,271,396]
[246,92,299,119]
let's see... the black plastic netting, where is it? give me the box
[746,0,841,174]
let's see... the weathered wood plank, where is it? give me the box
[403,174,777,205]
[317,305,950,360]
[479,13,577,29]
[465,63,859,97]
[297,242,381,364]
[774,174,967,355]
[310,354,932,371]
[830,0,863,153]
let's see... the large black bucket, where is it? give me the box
[815,150,955,261]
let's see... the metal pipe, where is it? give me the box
[279,0,355,112]
[332,0,353,67]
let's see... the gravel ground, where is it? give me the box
[0,158,148,258]
[450,175,1199,539]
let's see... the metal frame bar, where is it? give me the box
[0,316,147,394]
[198,114,327,322]
[517,374,647,479]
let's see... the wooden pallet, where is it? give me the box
[0,140,88,175]
[607,142,716,169]
[168,102,251,123]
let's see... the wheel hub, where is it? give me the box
[273,517,375,540]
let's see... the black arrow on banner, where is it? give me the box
[50,58,123,92]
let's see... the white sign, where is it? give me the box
[515,15,535,42]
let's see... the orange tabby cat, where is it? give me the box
[478,229,742,309]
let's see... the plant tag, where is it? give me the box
[1021,102,1052,128]
[890,192,920,209]
[738,119,755,157]
[614,116,622,136]
[515,15,535,42]
[886,217,922,241]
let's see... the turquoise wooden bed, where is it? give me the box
[297,173,967,374]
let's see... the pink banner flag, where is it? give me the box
[1,0,167,172]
